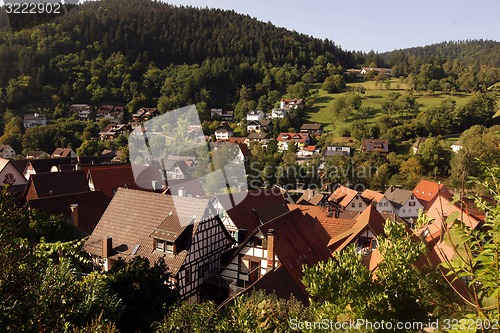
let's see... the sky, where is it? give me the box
[1,0,499,52]
[161,0,500,52]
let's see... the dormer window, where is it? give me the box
[156,239,174,254]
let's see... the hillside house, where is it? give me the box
[328,186,369,212]
[0,158,27,186]
[131,108,158,123]
[300,123,323,136]
[276,132,310,151]
[361,189,395,214]
[270,108,287,119]
[23,113,47,128]
[322,146,351,157]
[0,144,16,159]
[51,148,76,158]
[246,132,271,145]
[412,137,427,154]
[361,139,389,154]
[280,98,305,110]
[246,110,265,122]
[214,122,233,140]
[384,187,424,222]
[69,104,93,121]
[210,109,234,122]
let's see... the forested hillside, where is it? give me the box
[379,40,500,91]
[0,0,362,115]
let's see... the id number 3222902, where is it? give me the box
[4,2,63,14]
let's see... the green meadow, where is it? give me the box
[307,79,475,136]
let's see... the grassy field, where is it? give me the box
[306,79,474,136]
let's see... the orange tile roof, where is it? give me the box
[329,186,359,208]
[413,180,452,209]
[361,189,384,203]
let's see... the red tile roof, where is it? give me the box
[276,132,309,143]
[413,180,452,210]
[289,204,357,247]
[258,209,331,298]
[327,205,385,251]
[328,186,359,208]
[425,195,481,230]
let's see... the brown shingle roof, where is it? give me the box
[27,157,75,174]
[28,191,110,234]
[384,187,413,208]
[51,148,74,158]
[84,188,213,274]
[295,189,324,206]
[219,189,290,233]
[26,170,90,200]
[87,164,140,197]
[300,123,323,131]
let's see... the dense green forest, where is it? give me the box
[0,0,498,122]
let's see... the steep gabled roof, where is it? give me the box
[289,204,357,247]
[51,148,74,158]
[28,191,110,234]
[426,194,481,230]
[87,164,141,197]
[26,170,90,200]
[257,209,331,297]
[296,189,324,206]
[218,188,289,233]
[328,186,359,208]
[26,157,75,174]
[84,188,214,274]
[384,187,413,208]
[327,205,385,251]
[10,159,29,175]
[413,180,452,209]
[361,189,385,203]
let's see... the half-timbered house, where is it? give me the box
[84,188,234,301]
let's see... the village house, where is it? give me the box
[246,110,265,122]
[131,108,158,123]
[69,104,93,121]
[327,205,387,271]
[21,170,90,205]
[23,113,47,128]
[95,105,124,125]
[384,186,424,223]
[214,122,233,140]
[0,158,27,186]
[22,157,75,179]
[295,189,325,206]
[84,188,234,301]
[297,145,320,157]
[213,188,290,242]
[0,144,16,159]
[328,185,369,212]
[280,98,305,110]
[24,151,50,159]
[210,109,234,122]
[51,148,76,158]
[245,132,271,145]
[322,146,351,157]
[213,208,330,305]
[163,159,191,180]
[360,67,392,76]
[99,124,132,141]
[361,189,395,214]
[276,132,310,151]
[450,141,463,153]
[300,123,323,136]
[270,108,286,119]
[361,139,389,155]
[412,179,452,210]
[412,137,427,154]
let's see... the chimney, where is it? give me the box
[70,204,79,229]
[102,237,112,258]
[152,180,157,191]
[335,208,340,218]
[178,187,185,197]
[267,229,275,271]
